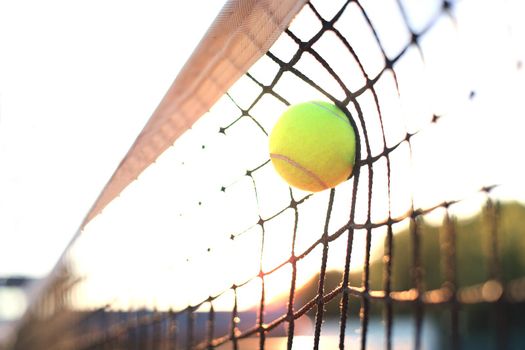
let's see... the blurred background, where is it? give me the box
[0,0,226,342]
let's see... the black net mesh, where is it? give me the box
[11,0,525,349]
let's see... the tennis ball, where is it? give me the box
[269,101,356,192]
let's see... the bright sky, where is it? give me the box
[0,0,525,317]
[0,0,227,277]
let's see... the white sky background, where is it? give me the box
[0,0,227,277]
[0,0,524,315]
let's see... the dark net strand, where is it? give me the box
[10,0,525,349]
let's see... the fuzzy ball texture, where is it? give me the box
[269,101,357,192]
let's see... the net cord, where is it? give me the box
[6,1,306,347]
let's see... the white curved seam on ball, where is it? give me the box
[309,101,349,125]
[270,153,328,189]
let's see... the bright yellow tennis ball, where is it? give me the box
[269,101,356,192]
